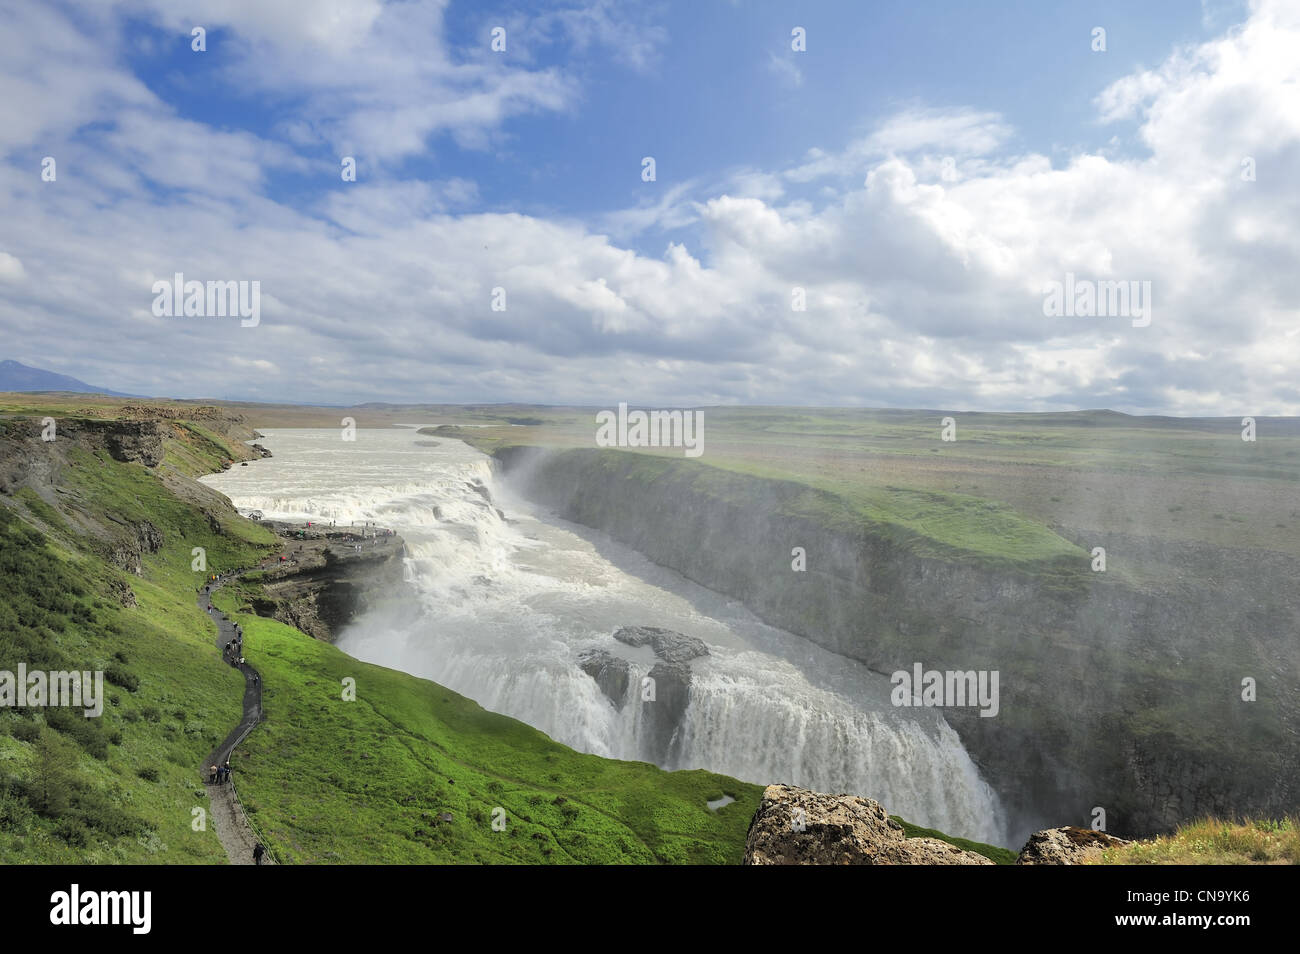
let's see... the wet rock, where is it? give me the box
[613,625,709,664]
[577,649,630,710]
[744,784,994,865]
[641,660,692,765]
[466,480,493,505]
[1016,826,1129,865]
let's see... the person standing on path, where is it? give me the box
[253,843,265,865]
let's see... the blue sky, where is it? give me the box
[122,1,1228,246]
[1,0,1296,413]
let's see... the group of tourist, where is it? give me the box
[224,626,244,666]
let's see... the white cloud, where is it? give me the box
[766,53,803,89]
[786,107,1012,183]
[1,0,1299,414]
[0,252,25,282]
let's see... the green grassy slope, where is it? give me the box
[0,401,1050,865]
[0,469,262,862]
[0,409,768,864]
[209,594,763,864]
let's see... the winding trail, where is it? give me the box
[198,570,275,865]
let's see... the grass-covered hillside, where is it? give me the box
[0,396,1020,864]
[208,582,761,863]
[0,412,274,862]
[0,400,773,864]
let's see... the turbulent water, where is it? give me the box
[203,428,1008,845]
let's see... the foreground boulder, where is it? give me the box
[744,784,993,865]
[1016,827,1129,864]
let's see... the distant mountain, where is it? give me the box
[0,359,137,397]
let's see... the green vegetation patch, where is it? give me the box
[894,815,1018,865]
[0,506,246,863]
[214,600,762,864]
[1099,817,1300,865]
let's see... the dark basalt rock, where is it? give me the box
[109,519,163,575]
[613,625,709,664]
[577,649,630,710]
[641,660,693,766]
[576,626,709,766]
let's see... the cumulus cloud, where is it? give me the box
[0,0,1297,415]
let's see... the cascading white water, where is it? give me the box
[203,428,1008,845]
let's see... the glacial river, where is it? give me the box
[202,428,1007,844]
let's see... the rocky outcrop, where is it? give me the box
[577,626,709,764]
[108,519,163,575]
[1016,827,1129,865]
[60,419,168,467]
[577,650,630,710]
[744,784,993,865]
[642,661,691,765]
[613,625,708,663]
[249,525,406,641]
[108,576,137,608]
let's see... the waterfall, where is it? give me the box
[202,427,1009,845]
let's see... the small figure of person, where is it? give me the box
[209,764,218,784]
[253,843,266,865]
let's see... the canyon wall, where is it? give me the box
[492,445,1300,842]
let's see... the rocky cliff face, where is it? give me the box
[0,411,261,576]
[62,419,170,467]
[493,446,1300,844]
[744,785,993,865]
[577,626,709,764]
[247,528,406,641]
